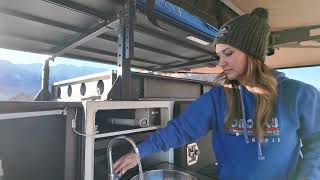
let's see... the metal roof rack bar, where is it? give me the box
[152,57,218,72]
[0,8,188,63]
[42,0,211,61]
[135,24,213,55]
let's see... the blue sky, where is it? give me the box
[0,48,319,89]
[278,67,320,89]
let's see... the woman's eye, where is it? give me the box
[225,52,233,56]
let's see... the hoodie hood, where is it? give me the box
[273,70,289,86]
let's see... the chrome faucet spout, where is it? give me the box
[107,136,143,180]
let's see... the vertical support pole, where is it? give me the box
[34,59,51,101]
[42,59,50,94]
[83,102,96,180]
[117,0,136,100]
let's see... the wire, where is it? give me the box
[71,107,94,137]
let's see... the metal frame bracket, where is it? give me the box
[271,25,320,48]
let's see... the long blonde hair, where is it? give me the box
[213,56,277,141]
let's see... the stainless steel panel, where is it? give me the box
[82,101,175,180]
[52,71,113,101]
[144,78,201,98]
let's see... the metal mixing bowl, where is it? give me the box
[130,169,198,180]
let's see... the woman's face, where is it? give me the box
[215,44,248,80]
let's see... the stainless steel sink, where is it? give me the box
[131,169,198,180]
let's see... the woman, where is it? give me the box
[113,7,320,180]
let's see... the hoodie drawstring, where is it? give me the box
[257,141,265,160]
[239,86,265,160]
[239,86,250,144]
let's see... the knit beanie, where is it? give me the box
[213,7,270,61]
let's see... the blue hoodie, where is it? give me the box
[138,71,320,180]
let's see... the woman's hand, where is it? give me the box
[113,151,138,175]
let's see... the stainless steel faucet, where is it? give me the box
[107,136,144,180]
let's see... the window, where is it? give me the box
[277,66,320,90]
[0,48,115,101]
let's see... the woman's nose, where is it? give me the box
[218,58,227,67]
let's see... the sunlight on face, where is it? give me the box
[215,44,248,80]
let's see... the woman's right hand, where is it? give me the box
[113,151,138,176]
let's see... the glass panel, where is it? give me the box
[277,66,320,90]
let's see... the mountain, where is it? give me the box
[0,60,108,100]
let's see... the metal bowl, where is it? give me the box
[130,169,198,180]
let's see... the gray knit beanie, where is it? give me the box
[214,7,270,61]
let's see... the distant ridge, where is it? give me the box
[0,59,107,100]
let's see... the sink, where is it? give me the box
[131,169,198,180]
